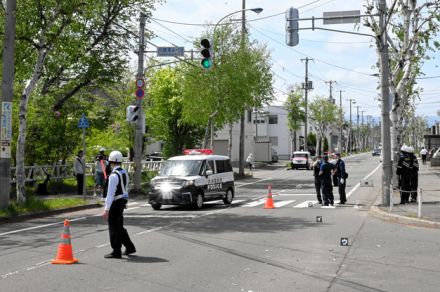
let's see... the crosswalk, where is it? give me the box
[129,197,342,209]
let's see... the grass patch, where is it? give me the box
[0,196,88,218]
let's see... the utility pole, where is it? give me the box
[133,13,146,192]
[347,99,356,153]
[338,90,344,153]
[301,57,312,152]
[378,0,392,206]
[238,0,246,176]
[325,80,337,104]
[360,110,366,151]
[356,105,360,151]
[0,0,17,208]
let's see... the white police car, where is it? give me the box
[148,149,235,210]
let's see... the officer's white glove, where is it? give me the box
[340,179,345,184]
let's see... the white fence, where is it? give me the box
[10,161,164,184]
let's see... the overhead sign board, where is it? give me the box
[323,10,360,25]
[157,46,185,57]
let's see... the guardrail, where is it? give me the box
[10,160,164,185]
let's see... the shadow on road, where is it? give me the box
[126,255,168,263]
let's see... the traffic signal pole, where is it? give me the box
[0,0,17,208]
[133,13,146,192]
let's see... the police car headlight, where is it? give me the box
[182,180,194,187]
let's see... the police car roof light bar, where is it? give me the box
[183,149,214,155]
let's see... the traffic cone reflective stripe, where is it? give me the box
[264,184,275,209]
[52,219,78,265]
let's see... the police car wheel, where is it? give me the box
[151,203,162,210]
[193,193,204,210]
[223,189,233,205]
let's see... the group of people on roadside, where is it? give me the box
[397,145,419,204]
[312,153,347,206]
[73,148,136,259]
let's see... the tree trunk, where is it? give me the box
[16,48,47,202]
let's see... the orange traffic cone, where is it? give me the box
[52,219,78,264]
[264,184,275,209]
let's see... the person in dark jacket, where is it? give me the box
[334,153,347,204]
[312,155,323,204]
[319,155,335,206]
[396,145,419,204]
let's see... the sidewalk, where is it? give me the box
[371,160,440,228]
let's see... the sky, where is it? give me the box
[144,0,440,125]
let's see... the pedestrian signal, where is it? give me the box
[200,38,212,69]
[126,105,139,123]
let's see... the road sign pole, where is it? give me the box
[82,127,86,200]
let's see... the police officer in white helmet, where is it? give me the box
[102,150,136,258]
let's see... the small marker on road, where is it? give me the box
[340,237,349,246]
[308,201,314,208]
[316,216,322,222]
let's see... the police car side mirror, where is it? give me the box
[206,170,213,176]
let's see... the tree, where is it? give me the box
[308,97,339,155]
[366,0,440,171]
[2,0,160,202]
[146,66,205,157]
[285,87,305,152]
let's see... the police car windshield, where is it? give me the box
[160,160,203,176]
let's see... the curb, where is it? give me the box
[0,203,101,225]
[369,205,440,229]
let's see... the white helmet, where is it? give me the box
[99,147,106,152]
[406,146,414,154]
[108,151,123,163]
[400,145,408,152]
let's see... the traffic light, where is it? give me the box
[200,38,212,69]
[286,7,299,47]
[126,105,139,123]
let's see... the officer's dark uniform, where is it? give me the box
[313,159,323,204]
[319,157,335,206]
[335,157,347,204]
[106,166,136,258]
[396,152,419,204]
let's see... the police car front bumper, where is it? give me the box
[148,186,197,205]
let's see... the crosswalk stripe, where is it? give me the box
[293,200,318,208]
[274,200,296,207]
[277,193,316,197]
[242,198,267,207]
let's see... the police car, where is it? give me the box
[148,149,235,210]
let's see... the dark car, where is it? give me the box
[372,148,381,156]
[146,152,164,161]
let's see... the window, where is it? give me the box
[224,160,233,172]
[216,160,225,173]
[268,115,278,124]
[269,136,279,146]
[247,110,252,123]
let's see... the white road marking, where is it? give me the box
[321,205,336,209]
[294,200,318,208]
[274,200,296,207]
[277,193,316,197]
[346,163,382,198]
[125,207,140,211]
[125,215,197,218]
[0,217,87,237]
[235,178,271,188]
[242,198,267,207]
[127,202,139,206]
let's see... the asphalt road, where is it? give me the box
[1,153,439,292]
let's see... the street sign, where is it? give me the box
[1,102,12,158]
[135,88,145,99]
[323,10,360,25]
[135,79,144,88]
[78,115,90,128]
[157,46,185,57]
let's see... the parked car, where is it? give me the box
[372,148,381,156]
[291,151,313,170]
[146,151,164,161]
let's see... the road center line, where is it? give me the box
[347,163,382,198]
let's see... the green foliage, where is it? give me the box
[307,132,317,147]
[285,88,305,132]
[146,67,205,157]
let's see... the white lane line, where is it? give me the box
[277,193,316,197]
[135,227,163,236]
[125,207,141,211]
[127,202,139,206]
[242,198,267,207]
[274,200,296,207]
[235,178,271,188]
[125,215,197,218]
[347,163,382,198]
[293,200,318,208]
[0,217,87,237]
[321,205,336,209]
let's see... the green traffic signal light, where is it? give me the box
[201,58,212,69]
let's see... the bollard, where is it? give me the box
[418,188,422,219]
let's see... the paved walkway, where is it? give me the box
[372,159,440,228]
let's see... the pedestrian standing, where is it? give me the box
[396,146,419,204]
[73,150,85,195]
[94,148,108,197]
[420,147,428,165]
[312,155,323,204]
[334,153,347,204]
[319,155,334,206]
[102,150,136,259]
[246,153,254,171]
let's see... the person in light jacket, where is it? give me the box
[73,151,85,194]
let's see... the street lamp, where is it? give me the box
[211,7,263,67]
